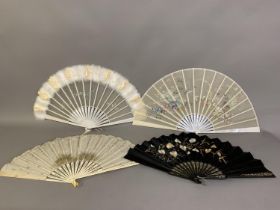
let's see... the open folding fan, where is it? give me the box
[0,134,137,187]
[125,133,275,184]
[133,68,260,133]
[34,65,144,131]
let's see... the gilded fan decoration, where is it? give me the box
[0,134,138,187]
[125,133,274,183]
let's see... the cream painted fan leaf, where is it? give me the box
[0,134,137,187]
[34,65,144,130]
[133,68,260,133]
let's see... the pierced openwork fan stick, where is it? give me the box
[33,65,145,132]
[0,134,138,187]
[125,133,275,184]
[133,68,260,133]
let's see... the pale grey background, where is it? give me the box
[0,0,280,210]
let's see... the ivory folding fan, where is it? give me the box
[34,65,144,131]
[0,134,138,187]
[133,68,260,133]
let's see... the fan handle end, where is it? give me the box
[71,180,79,187]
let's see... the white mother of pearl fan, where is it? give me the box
[0,134,137,187]
[34,65,144,130]
[133,68,260,133]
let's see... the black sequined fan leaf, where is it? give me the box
[125,133,275,184]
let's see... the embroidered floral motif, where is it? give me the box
[144,136,227,163]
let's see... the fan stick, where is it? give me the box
[216,81,235,106]
[102,93,121,114]
[192,69,196,125]
[18,156,51,175]
[200,88,241,127]
[197,69,206,125]
[45,115,80,127]
[211,99,250,125]
[47,109,71,122]
[93,83,104,119]
[202,77,227,120]
[81,78,87,118]
[134,113,176,130]
[48,102,73,120]
[52,91,81,119]
[161,79,187,123]
[89,82,100,117]
[171,73,191,124]
[207,89,243,122]
[98,88,114,112]
[65,84,84,117]
[48,97,76,118]
[153,85,185,122]
[107,105,129,119]
[73,81,86,116]
[88,111,106,126]
[182,70,194,123]
[108,112,132,122]
[185,90,193,123]
[48,101,80,122]
[200,71,217,118]
[50,93,79,118]
[106,99,126,116]
[59,86,83,118]
[145,95,189,127]
[134,110,177,129]
[146,92,183,123]
[88,79,93,118]
[214,117,257,130]
[97,118,133,128]
[207,90,244,121]
[95,84,109,116]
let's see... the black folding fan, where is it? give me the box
[125,133,275,183]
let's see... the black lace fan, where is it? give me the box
[125,133,275,183]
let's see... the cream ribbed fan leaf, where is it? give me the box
[0,134,137,187]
